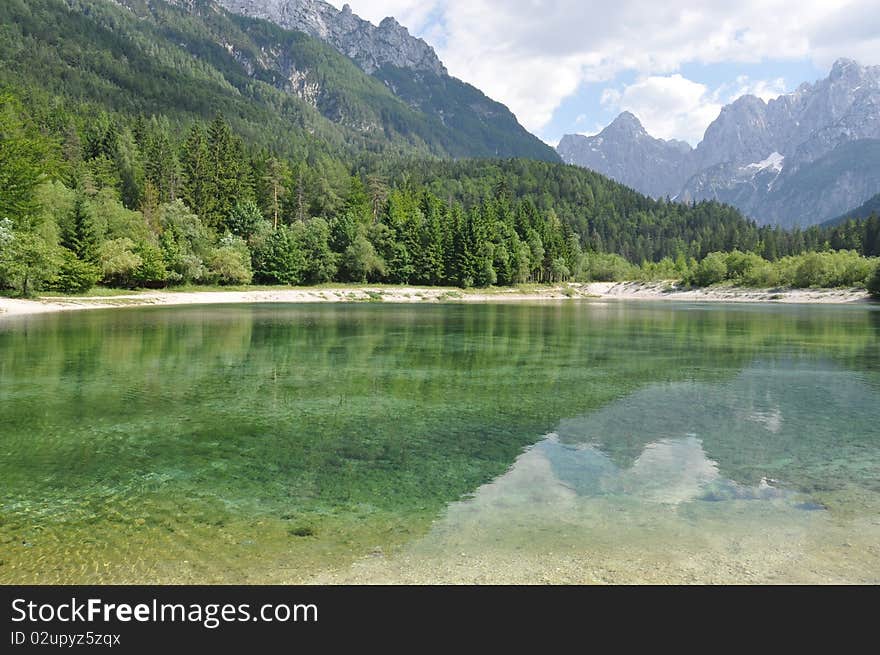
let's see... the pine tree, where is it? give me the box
[181,124,210,223]
[206,114,249,231]
[62,192,98,262]
[0,94,47,229]
[264,157,289,229]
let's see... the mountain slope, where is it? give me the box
[557,112,693,199]
[0,0,555,162]
[216,0,447,75]
[216,0,559,162]
[824,192,880,227]
[558,58,880,227]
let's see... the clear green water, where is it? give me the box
[1,301,878,584]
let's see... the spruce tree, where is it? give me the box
[62,192,98,262]
[181,124,210,224]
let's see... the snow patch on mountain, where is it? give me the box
[745,152,784,173]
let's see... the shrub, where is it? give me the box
[687,252,728,286]
[724,250,765,283]
[582,252,637,282]
[50,249,101,293]
[341,234,386,283]
[226,200,265,239]
[741,262,780,288]
[293,218,337,284]
[639,257,678,281]
[98,238,141,288]
[252,226,302,284]
[207,235,252,285]
[867,262,880,297]
[132,242,169,288]
[0,231,61,297]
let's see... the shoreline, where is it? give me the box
[0,282,873,317]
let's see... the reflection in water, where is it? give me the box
[318,357,880,584]
[541,435,804,506]
[1,302,879,583]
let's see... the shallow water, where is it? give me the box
[1,301,878,583]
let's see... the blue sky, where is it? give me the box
[331,1,877,146]
[543,59,826,145]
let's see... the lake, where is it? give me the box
[1,301,878,583]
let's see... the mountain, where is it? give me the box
[823,192,880,227]
[558,58,880,227]
[215,0,559,162]
[217,0,446,75]
[0,0,555,162]
[557,112,693,199]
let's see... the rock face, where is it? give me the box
[217,0,446,76]
[559,58,880,227]
[214,0,559,162]
[557,112,693,199]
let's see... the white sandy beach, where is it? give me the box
[0,282,872,317]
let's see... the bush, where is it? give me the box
[293,218,337,284]
[252,226,302,284]
[741,262,780,288]
[50,249,101,293]
[98,238,141,288]
[687,252,728,286]
[639,257,679,281]
[824,250,873,287]
[132,242,169,288]
[0,231,61,297]
[207,235,252,285]
[341,234,386,283]
[582,252,637,282]
[867,263,880,297]
[793,252,830,288]
[226,200,265,239]
[725,250,765,283]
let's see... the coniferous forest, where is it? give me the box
[0,0,879,298]
[2,89,880,298]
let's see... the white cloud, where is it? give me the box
[601,75,722,144]
[722,75,788,103]
[337,1,879,138]
[328,1,441,34]
[599,74,790,144]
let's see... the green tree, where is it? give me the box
[688,252,728,286]
[50,249,101,293]
[867,262,880,297]
[205,115,249,231]
[252,226,302,285]
[61,192,98,262]
[181,124,210,223]
[0,231,61,297]
[294,218,337,284]
[343,233,386,283]
[0,93,48,229]
[97,238,142,288]
[227,200,265,240]
[207,235,253,285]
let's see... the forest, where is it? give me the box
[1,87,879,298]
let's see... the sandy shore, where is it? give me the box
[584,280,873,304]
[0,282,873,317]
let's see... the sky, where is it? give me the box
[327,0,879,147]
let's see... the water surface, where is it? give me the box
[1,301,878,583]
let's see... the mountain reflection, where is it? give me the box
[540,435,804,506]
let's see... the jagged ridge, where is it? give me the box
[559,58,880,227]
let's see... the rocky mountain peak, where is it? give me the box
[558,57,880,227]
[557,111,695,199]
[830,57,860,81]
[605,111,647,136]
[218,0,447,75]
